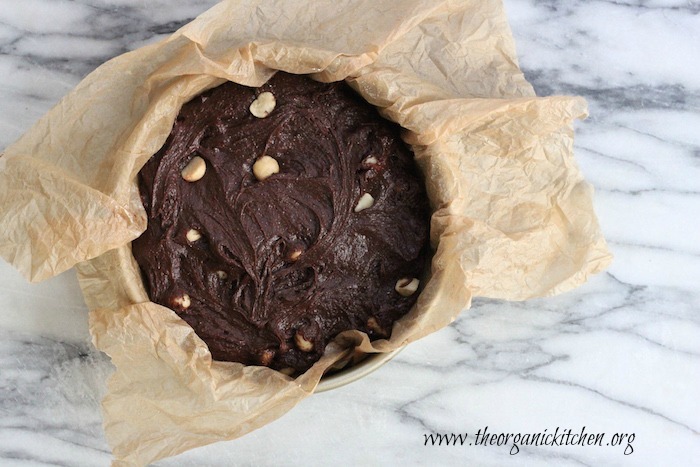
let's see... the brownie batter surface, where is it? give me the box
[132,72,430,373]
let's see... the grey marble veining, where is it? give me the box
[1,0,699,465]
[0,330,111,466]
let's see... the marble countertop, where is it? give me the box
[1,0,698,465]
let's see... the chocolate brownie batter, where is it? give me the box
[132,72,430,373]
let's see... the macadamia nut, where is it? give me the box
[354,193,374,212]
[173,294,191,309]
[395,277,419,297]
[253,155,280,181]
[181,156,206,182]
[249,91,276,118]
[186,229,202,242]
[294,331,314,352]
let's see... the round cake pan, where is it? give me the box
[315,346,404,393]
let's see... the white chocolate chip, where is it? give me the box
[395,277,420,297]
[354,193,375,212]
[186,229,202,242]
[216,270,228,279]
[181,156,206,182]
[364,155,378,165]
[253,155,280,181]
[249,91,276,118]
[173,294,191,309]
[294,332,314,352]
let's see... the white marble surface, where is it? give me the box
[1,0,699,465]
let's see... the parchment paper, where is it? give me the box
[0,0,611,465]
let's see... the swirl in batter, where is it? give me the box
[132,72,431,373]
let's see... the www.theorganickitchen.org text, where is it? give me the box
[423,426,634,455]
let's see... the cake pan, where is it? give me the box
[315,346,404,392]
